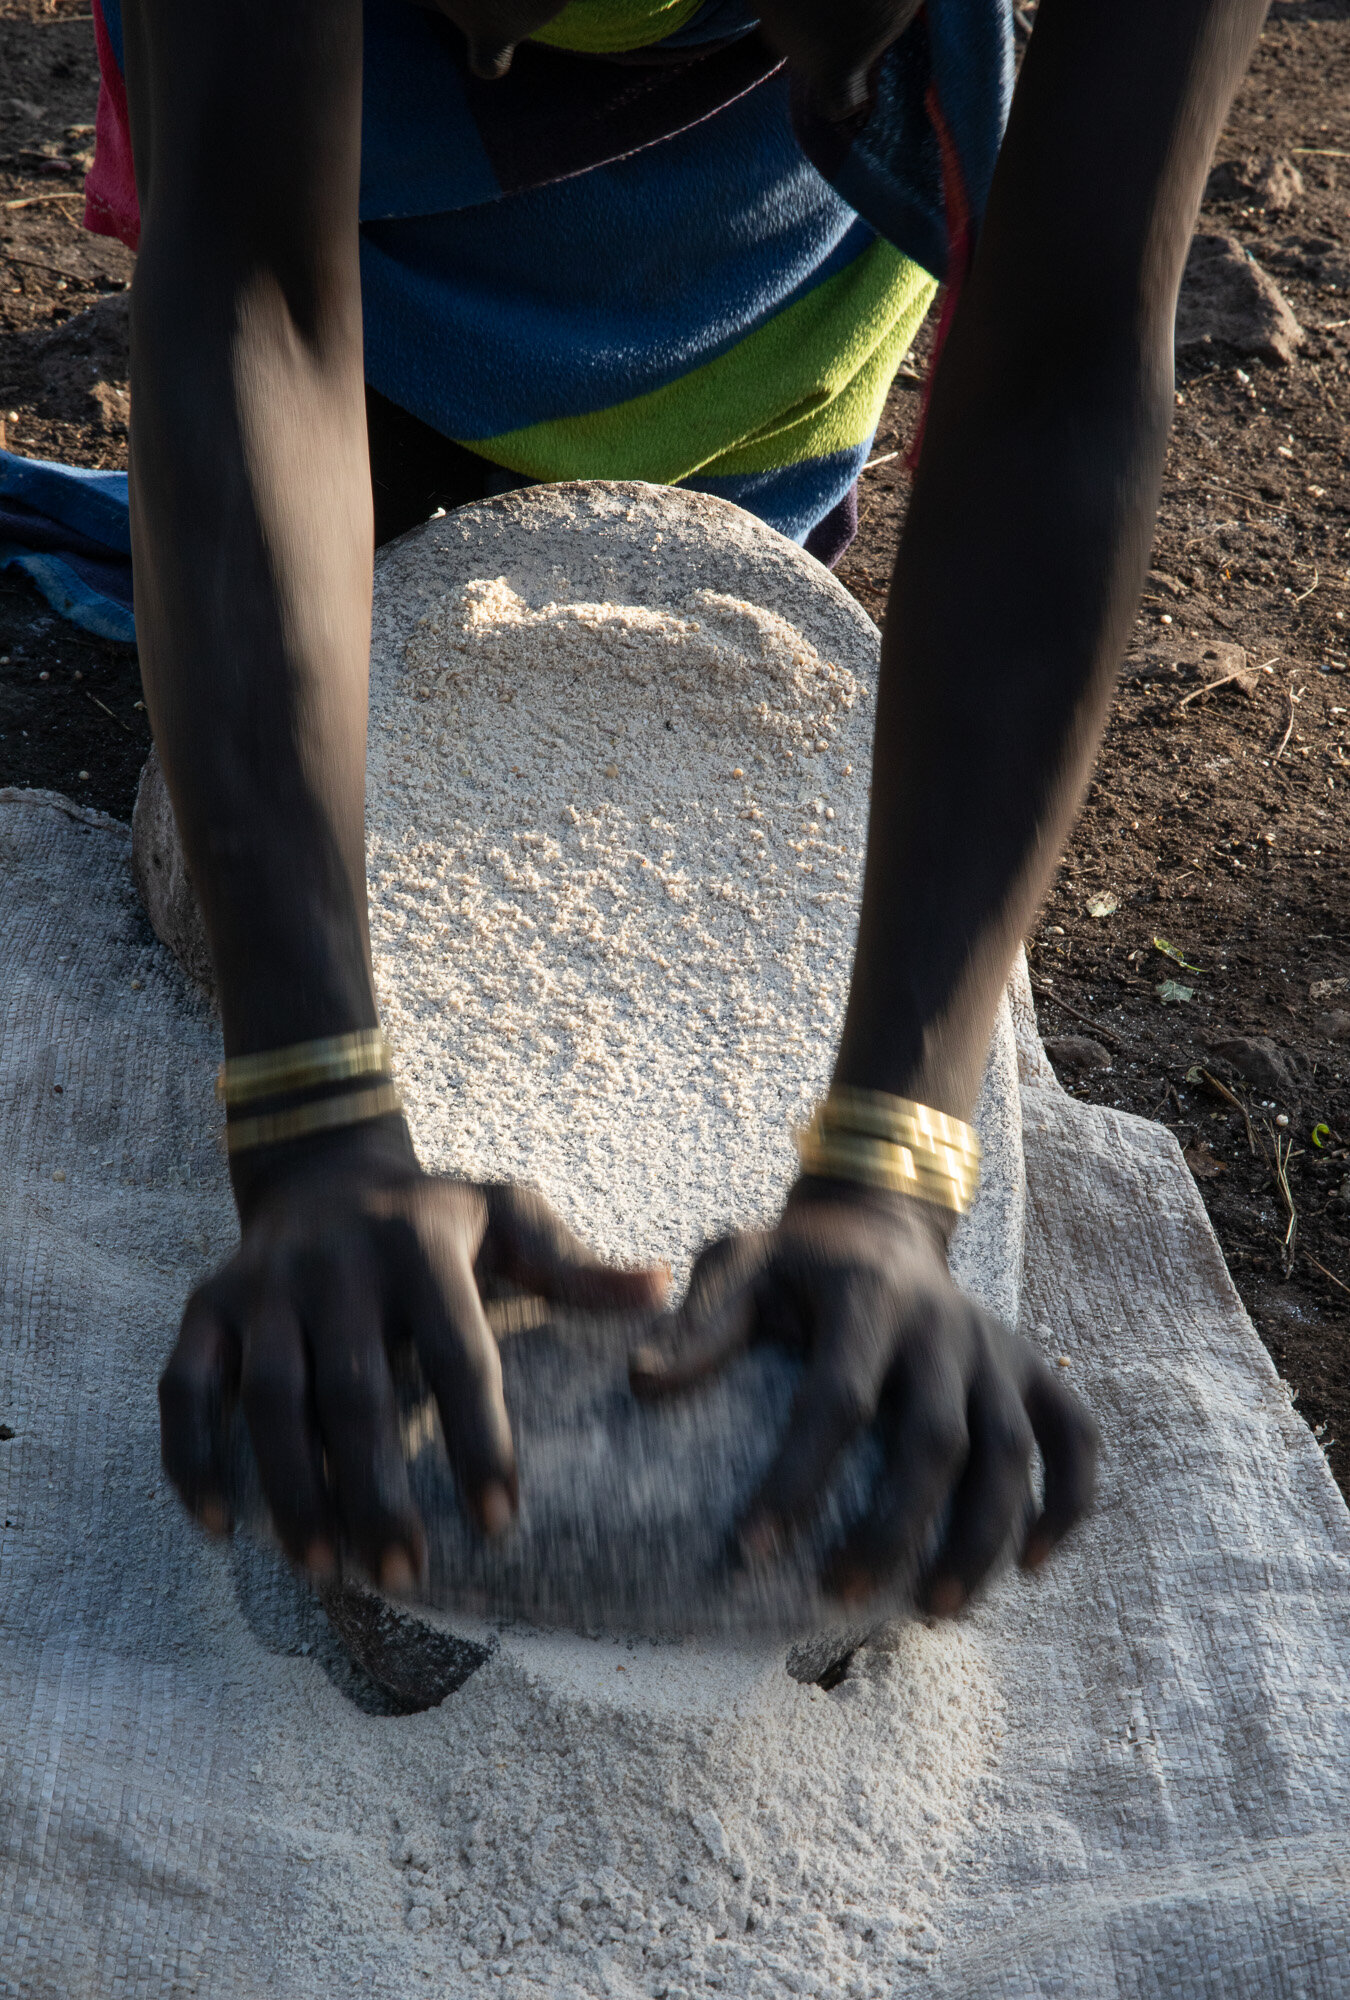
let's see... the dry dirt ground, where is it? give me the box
[1,0,1347,1495]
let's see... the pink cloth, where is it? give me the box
[84,0,140,252]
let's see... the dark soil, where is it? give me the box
[1,0,1347,1493]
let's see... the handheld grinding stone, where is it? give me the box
[224,482,1027,1644]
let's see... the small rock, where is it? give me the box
[131,747,215,993]
[1252,155,1305,214]
[1207,1034,1310,1098]
[1206,154,1304,215]
[1043,1036,1113,1073]
[1314,1010,1350,1043]
[1175,234,1303,366]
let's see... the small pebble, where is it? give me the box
[38,670,49,682]
[77,770,89,781]
[52,1169,66,1184]
[731,767,744,779]
[1056,1355,1071,1368]
[73,670,83,681]
[130,979,143,991]
[1160,614,1173,626]
[1275,1113,1290,1128]
[604,762,619,779]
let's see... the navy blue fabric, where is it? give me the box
[0,451,130,555]
[0,452,135,643]
[99,0,124,68]
[360,68,875,439]
[686,438,870,548]
[362,1,778,216]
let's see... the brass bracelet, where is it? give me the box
[224,1082,404,1156]
[794,1088,981,1215]
[216,1029,392,1108]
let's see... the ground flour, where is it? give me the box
[369,570,875,1272]
[233,1575,1004,1998]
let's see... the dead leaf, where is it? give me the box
[1184,1141,1228,1180]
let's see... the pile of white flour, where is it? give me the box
[247,1603,1004,1998]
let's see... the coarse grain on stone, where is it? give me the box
[342,484,1027,1635]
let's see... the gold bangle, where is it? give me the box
[793,1088,981,1216]
[225,1082,404,1155]
[216,1029,392,1108]
[812,1086,980,1168]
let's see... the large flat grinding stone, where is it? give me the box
[239,482,1028,1638]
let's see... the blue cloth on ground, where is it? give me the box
[0,451,135,645]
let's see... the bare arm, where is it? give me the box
[130,1,662,1582]
[639,0,1270,1607]
[126,0,376,1073]
[837,0,1273,1115]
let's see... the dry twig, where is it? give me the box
[1177,655,1279,710]
[83,690,135,738]
[1272,682,1304,762]
[1303,1253,1350,1299]
[1193,1067,1256,1155]
[1030,978,1125,1046]
[1270,1125,1300,1280]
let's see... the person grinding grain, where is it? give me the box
[86,0,1265,1613]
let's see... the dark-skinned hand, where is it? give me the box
[158,1123,668,1588]
[630,1179,1098,1614]
[414,0,923,117]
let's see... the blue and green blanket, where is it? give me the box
[7,0,1012,638]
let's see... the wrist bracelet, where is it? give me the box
[224,1081,404,1156]
[216,1029,392,1108]
[794,1087,981,1215]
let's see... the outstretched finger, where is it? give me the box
[628,1231,770,1398]
[483,1183,669,1312]
[920,1351,1035,1615]
[628,1288,758,1400]
[1018,1354,1099,1568]
[400,1234,518,1536]
[159,1285,242,1536]
[301,1248,424,1588]
[240,1290,339,1575]
[740,1267,895,1549]
[824,1331,972,1603]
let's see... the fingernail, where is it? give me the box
[199,1498,231,1538]
[925,1576,965,1618]
[1021,1531,1053,1571]
[480,1481,515,1538]
[304,1538,337,1582]
[379,1546,416,1594]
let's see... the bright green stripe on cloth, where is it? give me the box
[470,240,935,483]
[531,0,704,55]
